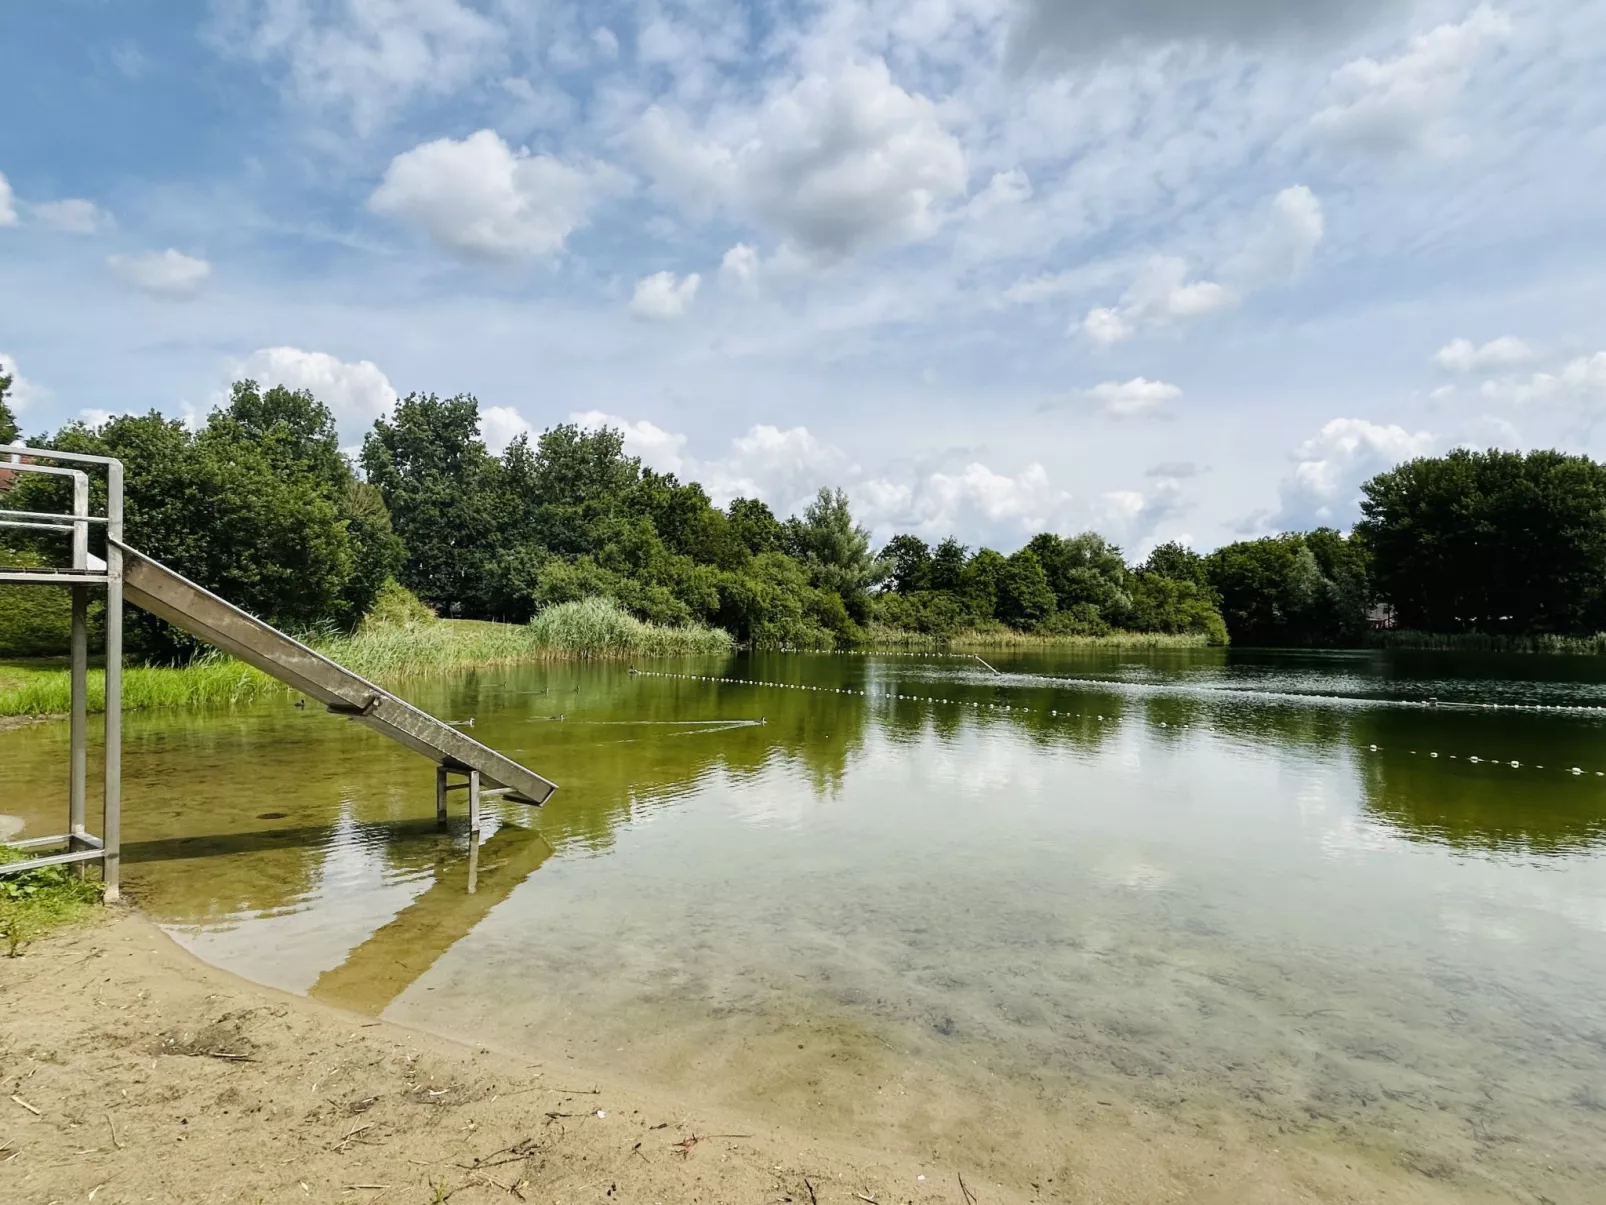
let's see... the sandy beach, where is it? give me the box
[0,904,1518,1205]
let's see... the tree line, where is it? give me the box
[5,380,1606,655]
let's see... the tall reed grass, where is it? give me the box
[1370,629,1606,655]
[0,597,732,718]
[862,623,1213,651]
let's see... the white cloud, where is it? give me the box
[635,58,966,257]
[479,404,534,455]
[570,410,689,474]
[235,346,399,440]
[592,27,619,58]
[0,172,17,227]
[31,198,114,235]
[1310,5,1513,156]
[1085,377,1183,416]
[629,270,701,321]
[1433,336,1535,372]
[1270,417,1437,529]
[107,248,211,297]
[1082,185,1324,342]
[1080,255,1233,344]
[720,243,760,288]
[1223,185,1324,289]
[0,352,49,416]
[370,129,625,261]
[215,0,502,132]
[1481,352,1606,406]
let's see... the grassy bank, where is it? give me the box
[862,623,1215,651]
[1370,629,1606,655]
[0,598,732,718]
[0,845,103,956]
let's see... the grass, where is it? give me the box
[1369,630,1606,655]
[0,845,103,956]
[0,597,733,718]
[863,623,1215,651]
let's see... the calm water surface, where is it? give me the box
[6,648,1606,1198]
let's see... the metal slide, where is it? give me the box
[116,540,557,806]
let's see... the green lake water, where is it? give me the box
[5,648,1606,1198]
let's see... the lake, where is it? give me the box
[6,647,1606,1200]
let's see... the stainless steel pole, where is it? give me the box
[69,471,88,847]
[103,462,123,902]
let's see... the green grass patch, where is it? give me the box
[1369,630,1606,655]
[0,597,733,718]
[863,623,1214,650]
[0,845,104,956]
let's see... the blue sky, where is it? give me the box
[3,0,1604,554]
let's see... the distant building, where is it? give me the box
[1367,604,1396,630]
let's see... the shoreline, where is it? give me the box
[1,906,1007,1205]
[1,907,1510,1205]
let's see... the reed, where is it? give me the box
[862,623,1213,651]
[1370,629,1606,655]
[0,598,733,718]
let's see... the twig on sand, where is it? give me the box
[202,1050,255,1062]
[671,1132,753,1158]
[804,1177,818,1205]
[856,1194,879,1203]
[470,1170,527,1200]
[9,1096,40,1116]
[104,1112,123,1150]
[958,1172,978,1205]
[333,1123,374,1151]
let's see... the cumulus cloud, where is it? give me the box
[629,270,700,320]
[479,404,534,455]
[1083,377,1183,416]
[235,346,398,440]
[1081,186,1324,343]
[0,352,49,416]
[857,461,1073,541]
[720,243,761,288]
[1433,336,1534,372]
[370,129,625,261]
[31,198,114,235]
[571,410,689,474]
[1222,186,1324,289]
[107,249,211,297]
[1270,417,1437,530]
[1010,0,1389,62]
[1079,256,1233,344]
[1310,6,1513,156]
[636,58,966,257]
[0,172,18,227]
[1480,352,1606,406]
[214,0,502,132]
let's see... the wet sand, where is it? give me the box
[0,907,1513,1205]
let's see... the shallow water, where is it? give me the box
[6,648,1606,1198]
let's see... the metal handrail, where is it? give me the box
[0,441,124,900]
[0,508,108,524]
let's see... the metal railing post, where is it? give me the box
[69,470,89,848]
[103,461,123,902]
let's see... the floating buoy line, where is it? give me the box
[627,668,1606,780]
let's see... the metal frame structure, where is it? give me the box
[0,443,124,901]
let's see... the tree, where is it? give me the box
[929,537,967,590]
[790,487,881,603]
[0,368,16,446]
[8,410,357,656]
[1141,541,1209,586]
[961,547,1007,621]
[1358,449,1606,634]
[879,534,931,594]
[997,547,1056,627]
[728,497,783,556]
[1029,531,1131,620]
[362,394,509,614]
